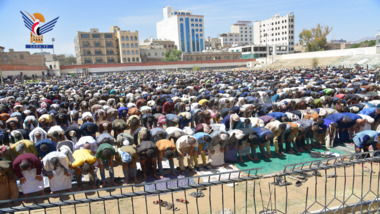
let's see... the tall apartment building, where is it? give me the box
[110,26,141,63]
[219,21,253,47]
[75,26,140,65]
[254,13,295,52]
[156,6,205,53]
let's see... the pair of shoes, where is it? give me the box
[176,198,189,204]
[189,190,205,198]
[166,203,180,211]
[272,177,292,187]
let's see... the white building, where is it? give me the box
[254,13,295,52]
[376,33,380,54]
[219,21,253,47]
[156,6,205,53]
[229,44,289,60]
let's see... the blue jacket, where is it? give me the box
[353,130,379,148]
[252,127,273,143]
[359,108,377,119]
[36,139,57,158]
[268,112,287,121]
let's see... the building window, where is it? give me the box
[195,18,198,22]
[134,36,137,40]
[200,29,202,32]
[127,51,130,55]
[132,57,135,62]
[135,43,138,47]
[94,42,100,47]
[130,36,133,41]
[104,33,113,38]
[132,50,135,55]
[196,29,199,32]
[199,24,202,27]
[186,13,190,15]
[191,18,194,21]
[136,50,139,54]
[125,37,129,41]
[81,34,90,38]
[195,24,198,27]
[95,50,102,55]
[148,53,151,56]
[128,58,131,62]
[123,58,126,62]
[106,42,113,47]
[20,54,24,59]
[83,42,90,47]
[122,44,125,48]
[95,58,103,63]
[131,44,134,48]
[84,59,92,64]
[180,18,183,21]
[122,36,125,41]
[108,58,115,63]
[123,50,126,55]
[191,24,194,27]
[3,55,8,60]
[126,44,130,48]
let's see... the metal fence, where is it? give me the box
[1,152,380,214]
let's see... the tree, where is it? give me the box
[57,54,76,65]
[299,24,333,52]
[192,66,200,71]
[164,50,182,61]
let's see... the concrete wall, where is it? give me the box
[61,60,254,74]
[2,70,44,77]
[276,47,377,60]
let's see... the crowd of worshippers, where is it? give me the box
[0,68,379,200]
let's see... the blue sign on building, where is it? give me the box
[26,44,54,49]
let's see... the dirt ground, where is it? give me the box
[10,160,380,214]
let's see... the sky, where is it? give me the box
[0,0,379,55]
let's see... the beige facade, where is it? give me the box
[149,39,177,52]
[182,52,241,61]
[75,26,140,65]
[111,26,141,63]
[75,28,119,64]
[0,48,45,66]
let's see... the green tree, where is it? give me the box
[299,24,333,52]
[164,50,182,61]
[57,54,77,65]
[192,65,200,71]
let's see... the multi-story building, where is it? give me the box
[75,28,119,64]
[205,37,222,50]
[254,13,295,52]
[156,6,205,53]
[140,38,166,62]
[219,21,253,47]
[150,39,177,52]
[231,21,253,44]
[75,26,140,65]
[0,48,45,66]
[220,33,240,47]
[110,26,140,63]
